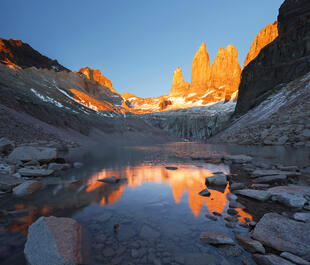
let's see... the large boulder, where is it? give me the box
[253,213,310,261]
[13,181,42,197]
[268,186,310,208]
[8,146,58,163]
[24,216,82,265]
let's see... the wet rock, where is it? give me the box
[277,166,299,172]
[280,252,310,265]
[205,214,218,221]
[18,168,54,177]
[244,217,251,223]
[198,188,210,197]
[253,254,295,265]
[48,163,70,171]
[227,208,238,216]
[223,155,253,164]
[165,166,178,170]
[139,225,160,240]
[229,200,245,209]
[0,174,25,192]
[268,186,310,208]
[73,162,83,168]
[252,169,300,178]
[238,222,249,228]
[213,211,222,216]
[218,245,242,257]
[205,173,227,186]
[234,189,271,201]
[13,180,42,197]
[226,193,238,201]
[230,182,245,191]
[224,215,238,222]
[250,184,270,189]
[252,174,287,184]
[249,221,257,227]
[97,176,120,184]
[235,233,265,254]
[225,221,236,228]
[0,138,14,154]
[24,216,82,265]
[253,213,310,260]
[293,212,310,223]
[8,146,58,163]
[200,232,235,245]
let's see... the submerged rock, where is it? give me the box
[24,216,82,265]
[252,213,310,260]
[200,232,235,245]
[13,180,42,197]
[97,176,120,184]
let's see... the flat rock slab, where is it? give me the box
[253,174,287,184]
[13,181,42,197]
[252,169,300,178]
[18,168,54,177]
[235,233,265,254]
[9,146,58,162]
[229,182,245,191]
[280,252,310,265]
[223,155,253,164]
[293,212,310,223]
[253,213,310,261]
[268,186,310,208]
[200,232,235,245]
[97,176,120,184]
[24,216,82,265]
[253,254,295,265]
[234,189,271,201]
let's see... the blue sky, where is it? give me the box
[1,0,284,97]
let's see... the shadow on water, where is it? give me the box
[0,142,309,264]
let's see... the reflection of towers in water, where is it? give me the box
[86,163,251,218]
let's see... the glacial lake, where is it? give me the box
[0,142,309,265]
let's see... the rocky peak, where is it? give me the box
[190,43,211,92]
[243,21,278,68]
[169,67,190,96]
[210,44,241,100]
[79,67,116,93]
[0,38,68,71]
[235,0,310,116]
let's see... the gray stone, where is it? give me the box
[253,213,310,260]
[200,232,235,245]
[223,155,253,164]
[9,146,58,162]
[0,174,25,192]
[48,163,70,171]
[205,214,218,221]
[293,212,310,223]
[24,216,82,265]
[226,193,238,201]
[198,188,210,197]
[253,254,295,265]
[0,138,14,154]
[280,252,310,265]
[97,176,120,184]
[13,181,42,197]
[268,186,310,208]
[277,166,299,172]
[252,174,287,184]
[205,173,227,186]
[251,184,270,189]
[234,189,271,201]
[18,168,54,177]
[235,233,265,254]
[227,208,238,215]
[252,169,300,178]
[229,200,245,209]
[230,182,245,191]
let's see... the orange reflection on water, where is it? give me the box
[87,164,234,217]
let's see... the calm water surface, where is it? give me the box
[0,142,309,265]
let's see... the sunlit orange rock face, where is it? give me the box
[210,44,242,100]
[169,67,190,96]
[79,67,117,93]
[243,21,278,68]
[190,43,212,93]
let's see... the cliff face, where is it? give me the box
[190,43,211,93]
[79,67,117,93]
[235,0,310,116]
[210,44,241,100]
[0,38,68,71]
[243,22,278,68]
[169,67,190,96]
